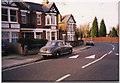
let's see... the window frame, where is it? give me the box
[2,6,18,23]
[37,14,41,25]
[2,8,8,22]
[21,12,26,24]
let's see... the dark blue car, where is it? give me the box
[2,41,9,55]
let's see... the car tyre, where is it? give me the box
[55,52,60,58]
[69,49,72,54]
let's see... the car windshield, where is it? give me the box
[87,40,93,42]
[46,41,56,46]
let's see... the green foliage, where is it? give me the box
[90,17,99,37]
[18,38,48,50]
[99,19,106,37]
[18,38,48,45]
[110,27,118,37]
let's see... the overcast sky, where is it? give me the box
[23,0,119,33]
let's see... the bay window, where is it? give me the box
[46,14,56,25]
[51,15,55,24]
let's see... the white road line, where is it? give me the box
[108,51,112,54]
[56,74,71,82]
[85,55,95,59]
[2,60,50,72]
[115,53,119,56]
[82,44,115,69]
[69,55,79,59]
[82,53,107,69]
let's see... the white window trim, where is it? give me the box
[20,10,28,12]
[36,12,42,14]
[2,6,18,23]
[45,14,57,26]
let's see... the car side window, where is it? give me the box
[58,42,63,46]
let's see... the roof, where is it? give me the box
[61,14,76,23]
[25,2,44,12]
[61,14,72,23]
[42,2,54,12]
[15,2,29,10]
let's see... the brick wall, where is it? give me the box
[81,37,119,43]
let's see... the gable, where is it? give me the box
[68,17,75,23]
[49,6,57,13]
[2,0,17,7]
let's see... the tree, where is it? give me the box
[108,30,112,37]
[79,23,90,38]
[116,25,119,36]
[99,19,107,37]
[110,27,118,37]
[90,17,99,37]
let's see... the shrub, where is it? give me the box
[68,40,84,47]
[18,38,48,50]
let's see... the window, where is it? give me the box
[2,32,9,42]
[51,15,55,24]
[37,14,41,25]
[10,10,17,22]
[12,32,18,42]
[2,8,8,21]
[52,32,55,40]
[21,12,26,24]
[36,32,42,39]
[46,15,50,24]
[47,31,50,41]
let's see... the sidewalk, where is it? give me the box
[2,45,91,70]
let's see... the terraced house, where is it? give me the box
[2,0,60,42]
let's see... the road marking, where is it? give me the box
[56,74,71,82]
[85,55,95,59]
[108,51,112,54]
[69,55,79,58]
[82,43,115,69]
[115,53,119,56]
[2,60,50,72]
[82,53,107,69]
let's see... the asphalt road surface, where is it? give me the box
[2,42,119,82]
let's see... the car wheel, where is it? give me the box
[56,52,60,58]
[69,49,72,54]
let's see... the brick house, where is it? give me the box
[2,1,29,43]
[20,1,60,41]
[58,14,77,41]
[2,0,60,43]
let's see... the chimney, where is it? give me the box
[42,0,49,5]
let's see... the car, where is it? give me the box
[2,41,9,55]
[40,40,73,58]
[86,40,94,46]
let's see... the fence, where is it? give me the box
[80,37,119,43]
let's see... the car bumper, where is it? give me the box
[39,52,53,56]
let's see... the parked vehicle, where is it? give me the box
[86,40,94,46]
[40,40,73,58]
[2,41,9,55]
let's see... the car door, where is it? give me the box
[63,42,70,53]
[58,42,64,54]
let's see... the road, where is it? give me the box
[2,42,119,82]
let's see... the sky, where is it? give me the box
[23,0,119,33]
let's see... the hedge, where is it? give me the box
[18,38,48,50]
